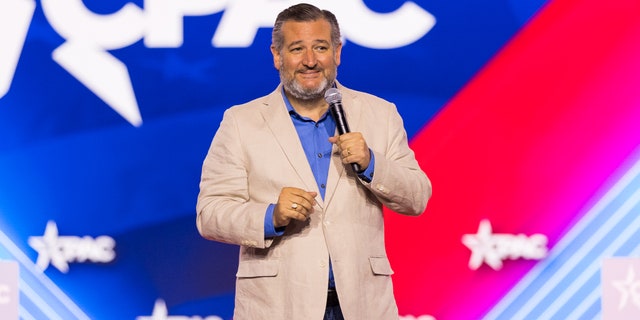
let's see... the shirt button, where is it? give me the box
[321,183,326,189]
[318,153,323,158]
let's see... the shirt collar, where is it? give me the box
[280,86,333,123]
[281,86,296,115]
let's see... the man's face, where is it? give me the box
[271,19,342,101]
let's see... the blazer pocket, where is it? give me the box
[369,256,394,276]
[236,260,279,278]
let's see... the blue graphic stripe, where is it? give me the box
[562,225,640,319]
[18,305,35,320]
[533,199,640,318]
[484,154,640,319]
[572,286,602,320]
[0,230,90,320]
[512,187,639,319]
[552,270,600,320]
[573,244,640,320]
[19,279,63,320]
[581,245,640,320]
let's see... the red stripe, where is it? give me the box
[387,0,640,318]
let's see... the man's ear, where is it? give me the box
[270,45,281,70]
[334,42,343,66]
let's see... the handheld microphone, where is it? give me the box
[324,88,361,173]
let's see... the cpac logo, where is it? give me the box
[28,220,116,273]
[0,0,435,127]
[137,299,223,320]
[462,219,548,271]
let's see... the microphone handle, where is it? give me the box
[329,103,362,173]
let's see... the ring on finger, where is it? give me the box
[291,203,298,210]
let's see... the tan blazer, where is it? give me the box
[196,83,431,320]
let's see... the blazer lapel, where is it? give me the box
[324,84,363,208]
[260,87,323,206]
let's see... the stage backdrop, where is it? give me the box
[1,0,640,319]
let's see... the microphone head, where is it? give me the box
[324,88,342,104]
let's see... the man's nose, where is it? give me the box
[303,50,317,67]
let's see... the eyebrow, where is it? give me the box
[287,39,331,48]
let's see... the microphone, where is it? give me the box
[324,88,361,173]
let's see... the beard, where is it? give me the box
[279,66,336,101]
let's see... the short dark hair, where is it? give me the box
[272,3,341,53]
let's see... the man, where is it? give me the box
[196,3,431,319]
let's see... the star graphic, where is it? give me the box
[28,221,70,273]
[136,299,168,320]
[0,0,35,97]
[612,266,640,310]
[53,42,143,127]
[462,219,503,270]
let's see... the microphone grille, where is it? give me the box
[324,88,342,104]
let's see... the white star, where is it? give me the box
[462,219,504,270]
[28,221,70,273]
[53,42,143,127]
[612,266,640,310]
[0,0,35,97]
[136,299,168,320]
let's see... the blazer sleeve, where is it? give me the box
[361,99,432,215]
[195,107,274,249]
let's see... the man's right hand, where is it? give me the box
[273,187,318,227]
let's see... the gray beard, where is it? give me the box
[280,71,335,101]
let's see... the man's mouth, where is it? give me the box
[298,67,321,74]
